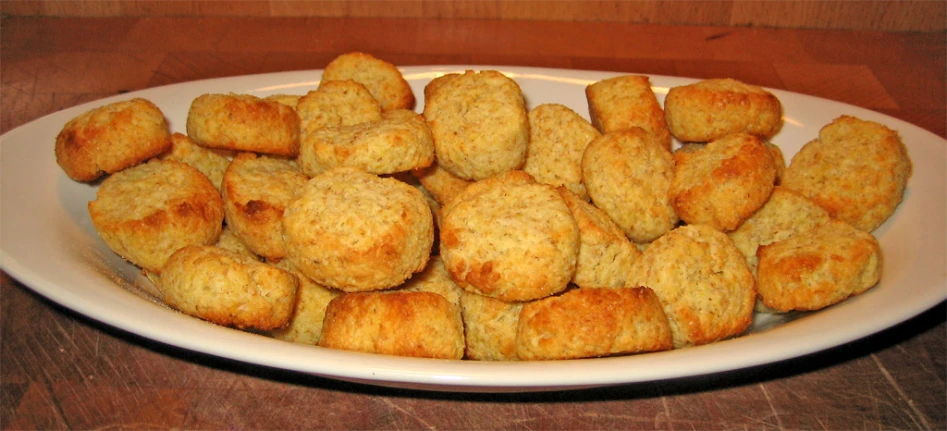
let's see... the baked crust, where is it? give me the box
[55,98,171,182]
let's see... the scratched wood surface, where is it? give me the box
[1,16,945,430]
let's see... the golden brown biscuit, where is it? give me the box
[439,171,579,302]
[423,70,529,180]
[320,52,415,112]
[88,159,224,274]
[627,224,756,348]
[585,75,672,151]
[185,93,300,157]
[727,186,832,275]
[160,132,233,191]
[55,98,171,182]
[264,93,301,109]
[582,128,678,243]
[221,152,308,261]
[410,162,473,206]
[298,109,434,177]
[268,259,342,345]
[318,291,465,359]
[670,132,777,232]
[756,220,882,312]
[397,256,464,309]
[296,80,382,136]
[516,287,673,360]
[282,167,434,292]
[678,140,786,185]
[214,225,259,260]
[523,103,602,199]
[664,78,783,142]
[160,245,298,330]
[782,115,912,232]
[460,290,524,361]
[765,142,787,185]
[558,187,641,289]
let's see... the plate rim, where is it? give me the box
[2,64,945,392]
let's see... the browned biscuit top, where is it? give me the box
[515,287,673,360]
[782,115,912,232]
[318,291,465,359]
[185,93,300,156]
[439,170,579,302]
[55,98,171,182]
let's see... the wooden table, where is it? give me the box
[2,16,944,430]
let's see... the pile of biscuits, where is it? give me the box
[55,52,912,361]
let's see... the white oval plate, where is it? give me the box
[1,66,944,393]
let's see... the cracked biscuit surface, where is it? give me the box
[298,109,434,177]
[221,153,308,261]
[756,219,882,312]
[669,132,777,232]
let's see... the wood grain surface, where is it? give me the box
[1,16,945,430]
[2,1,945,32]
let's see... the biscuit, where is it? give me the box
[296,80,382,136]
[439,171,579,302]
[159,245,298,330]
[782,115,912,232]
[160,132,233,190]
[318,291,465,359]
[727,186,832,275]
[221,152,308,261]
[298,109,434,177]
[585,75,672,151]
[320,52,415,112]
[460,290,524,361]
[410,162,473,206]
[397,256,464,309]
[582,128,678,243]
[558,187,641,289]
[678,140,786,185]
[664,78,783,142]
[214,225,259,260]
[627,224,756,348]
[55,98,171,182]
[523,103,602,199]
[516,287,673,360]
[282,167,434,291]
[185,93,300,156]
[765,142,787,185]
[88,159,225,274]
[264,93,301,109]
[669,132,777,232]
[268,259,342,345]
[423,70,529,180]
[756,220,882,312]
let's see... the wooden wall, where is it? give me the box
[1,1,944,32]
